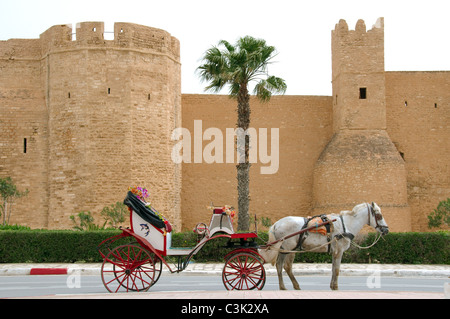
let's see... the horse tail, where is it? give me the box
[258,225,282,266]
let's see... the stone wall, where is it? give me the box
[386,71,450,231]
[1,20,448,232]
[180,94,332,231]
[0,22,181,229]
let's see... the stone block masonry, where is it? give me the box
[1,22,181,230]
[1,19,448,231]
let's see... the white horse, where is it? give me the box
[258,202,389,290]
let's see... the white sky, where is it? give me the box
[1,0,448,96]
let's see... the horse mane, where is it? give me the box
[339,210,355,217]
[339,203,367,217]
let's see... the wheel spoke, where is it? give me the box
[101,244,160,293]
[222,252,266,291]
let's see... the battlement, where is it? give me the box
[2,18,446,232]
[331,17,386,131]
[332,17,385,79]
[333,17,384,36]
[38,22,180,59]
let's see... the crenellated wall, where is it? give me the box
[1,19,448,231]
[1,22,181,229]
[313,18,411,232]
[38,22,180,58]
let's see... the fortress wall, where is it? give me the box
[386,71,450,231]
[1,20,448,232]
[0,39,48,228]
[180,94,332,231]
[312,130,411,232]
[42,22,181,229]
[1,22,181,229]
[314,18,412,232]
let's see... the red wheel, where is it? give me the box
[101,244,161,293]
[222,251,266,290]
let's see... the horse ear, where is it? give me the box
[371,202,375,208]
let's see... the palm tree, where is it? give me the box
[197,36,287,230]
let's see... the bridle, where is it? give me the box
[366,203,388,233]
[333,203,388,250]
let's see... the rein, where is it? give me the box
[349,231,383,249]
[265,230,382,254]
[336,203,385,249]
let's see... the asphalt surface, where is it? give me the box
[1,262,448,299]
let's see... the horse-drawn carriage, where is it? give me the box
[98,189,266,292]
[98,188,389,293]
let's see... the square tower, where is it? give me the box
[314,18,411,232]
[331,18,386,132]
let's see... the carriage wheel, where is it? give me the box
[101,244,160,293]
[222,251,266,290]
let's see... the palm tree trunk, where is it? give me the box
[237,84,250,231]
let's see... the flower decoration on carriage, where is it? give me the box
[128,186,172,233]
[223,205,236,222]
[128,186,149,202]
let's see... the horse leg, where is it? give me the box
[330,248,343,290]
[284,253,300,290]
[276,253,288,290]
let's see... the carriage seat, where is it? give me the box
[123,191,172,233]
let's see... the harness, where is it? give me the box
[334,215,355,240]
[271,203,387,255]
[295,206,373,252]
[295,214,333,253]
[334,203,385,241]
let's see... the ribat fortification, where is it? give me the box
[1,18,449,232]
[313,18,411,231]
[0,22,181,229]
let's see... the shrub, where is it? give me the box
[0,229,448,264]
[428,198,450,229]
[0,229,121,263]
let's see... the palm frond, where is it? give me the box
[253,76,287,102]
[197,36,286,98]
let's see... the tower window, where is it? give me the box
[68,92,71,99]
[404,101,408,107]
[23,138,27,154]
[359,87,367,99]
[435,103,438,108]
[148,94,151,101]
[108,88,111,94]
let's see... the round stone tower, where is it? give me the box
[312,18,411,231]
[40,22,181,229]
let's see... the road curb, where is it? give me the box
[29,268,68,275]
[1,263,449,278]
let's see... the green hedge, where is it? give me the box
[0,229,448,264]
[0,230,121,263]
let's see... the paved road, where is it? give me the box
[1,274,448,298]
